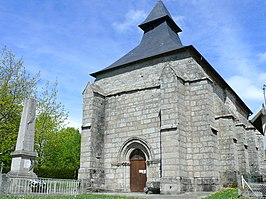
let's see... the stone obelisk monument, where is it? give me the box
[9,97,37,178]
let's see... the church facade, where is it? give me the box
[79,1,265,194]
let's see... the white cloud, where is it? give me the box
[257,52,266,62]
[227,75,264,101]
[112,10,146,33]
[176,1,265,112]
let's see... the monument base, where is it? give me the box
[9,150,37,178]
[8,170,37,178]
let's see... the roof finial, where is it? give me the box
[139,0,181,33]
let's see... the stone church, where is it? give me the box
[79,0,265,194]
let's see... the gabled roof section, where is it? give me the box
[250,108,266,135]
[91,0,183,78]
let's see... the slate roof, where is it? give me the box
[89,1,253,116]
[90,0,183,77]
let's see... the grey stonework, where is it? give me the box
[79,53,265,194]
[79,1,265,195]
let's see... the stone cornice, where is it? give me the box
[11,150,36,158]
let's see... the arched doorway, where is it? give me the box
[130,149,147,192]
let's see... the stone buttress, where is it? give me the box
[79,83,105,191]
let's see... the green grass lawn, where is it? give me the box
[0,189,244,199]
[202,188,244,199]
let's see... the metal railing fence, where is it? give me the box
[0,174,80,196]
[241,175,266,198]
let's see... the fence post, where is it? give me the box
[0,162,3,174]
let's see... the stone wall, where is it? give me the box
[159,65,186,194]
[104,88,161,192]
[216,115,239,187]
[188,79,220,191]
[79,52,264,194]
[79,84,105,191]
[235,124,250,177]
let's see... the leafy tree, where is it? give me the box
[36,127,81,178]
[0,47,39,167]
[0,47,75,176]
[35,80,68,170]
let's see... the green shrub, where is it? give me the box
[35,167,78,179]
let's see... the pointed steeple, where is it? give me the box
[139,0,181,33]
[91,0,184,78]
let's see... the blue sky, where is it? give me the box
[0,0,265,129]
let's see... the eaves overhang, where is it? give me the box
[90,45,253,117]
[90,45,187,78]
[250,108,265,135]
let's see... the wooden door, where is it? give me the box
[130,150,147,192]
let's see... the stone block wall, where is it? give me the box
[79,84,105,190]
[209,70,265,186]
[246,127,261,178]
[216,116,239,187]
[184,78,219,191]
[235,124,250,177]
[104,88,161,192]
[79,52,264,194]
[94,58,166,192]
[159,65,186,194]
